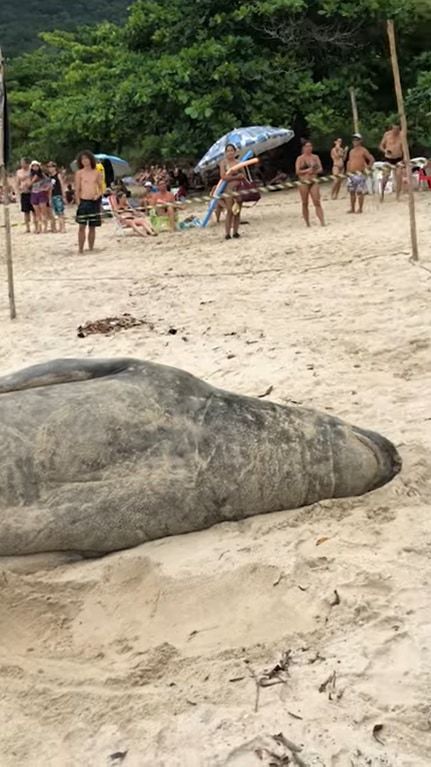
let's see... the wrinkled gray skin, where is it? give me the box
[0,358,401,557]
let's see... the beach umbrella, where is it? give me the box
[95,154,131,178]
[70,153,131,178]
[195,125,294,173]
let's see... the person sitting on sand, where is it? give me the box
[346,134,374,214]
[331,138,348,200]
[75,150,104,253]
[138,182,153,214]
[268,169,289,187]
[210,183,226,223]
[149,178,179,232]
[110,191,157,237]
[295,140,325,227]
[65,184,75,205]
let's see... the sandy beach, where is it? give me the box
[1,188,431,766]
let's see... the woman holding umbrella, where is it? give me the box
[219,143,246,240]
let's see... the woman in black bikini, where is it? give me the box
[295,140,325,227]
[218,143,245,240]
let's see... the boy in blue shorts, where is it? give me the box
[47,161,66,233]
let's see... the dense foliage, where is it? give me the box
[0,0,129,57]
[5,0,431,166]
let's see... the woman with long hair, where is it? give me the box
[74,150,103,253]
[295,140,325,227]
[110,191,157,237]
[29,161,51,233]
[218,143,245,240]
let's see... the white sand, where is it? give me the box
[0,189,431,766]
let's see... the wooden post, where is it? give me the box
[349,87,360,134]
[387,20,419,262]
[0,50,17,318]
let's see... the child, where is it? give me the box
[74,150,103,253]
[65,184,75,204]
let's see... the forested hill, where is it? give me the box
[0,0,130,57]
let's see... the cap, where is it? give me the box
[352,133,363,140]
[30,160,41,166]
[144,181,152,187]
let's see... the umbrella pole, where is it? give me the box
[200,149,254,228]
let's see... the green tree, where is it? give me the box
[6,0,431,166]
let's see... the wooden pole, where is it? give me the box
[387,20,419,262]
[0,50,16,318]
[349,87,360,134]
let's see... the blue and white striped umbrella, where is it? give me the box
[195,125,294,172]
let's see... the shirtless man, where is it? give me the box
[15,157,34,232]
[346,134,374,213]
[75,150,103,253]
[379,124,404,201]
[150,178,179,232]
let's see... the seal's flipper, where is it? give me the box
[0,358,134,394]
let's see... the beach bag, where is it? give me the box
[238,178,261,203]
[238,165,261,203]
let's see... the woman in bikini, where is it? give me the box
[330,138,348,200]
[295,140,325,227]
[111,191,157,237]
[218,143,245,240]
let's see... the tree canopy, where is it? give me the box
[0,0,130,57]
[6,0,431,166]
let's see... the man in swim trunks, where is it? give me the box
[149,178,178,232]
[15,157,34,232]
[379,123,404,201]
[346,134,374,213]
[75,150,103,253]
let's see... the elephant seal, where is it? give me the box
[0,357,401,557]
